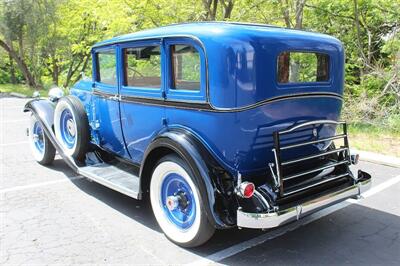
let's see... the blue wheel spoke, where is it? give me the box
[33,121,45,153]
[60,109,76,148]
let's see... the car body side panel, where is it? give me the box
[120,103,165,164]
[165,95,342,176]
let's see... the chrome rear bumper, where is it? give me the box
[237,178,371,229]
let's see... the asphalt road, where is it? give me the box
[1,96,399,265]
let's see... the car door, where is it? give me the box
[163,38,208,129]
[92,46,130,159]
[119,40,165,164]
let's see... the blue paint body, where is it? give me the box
[70,22,345,177]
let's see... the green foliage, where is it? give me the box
[176,47,200,82]
[0,0,399,130]
[0,83,48,97]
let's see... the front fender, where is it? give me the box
[140,128,236,229]
[24,99,78,171]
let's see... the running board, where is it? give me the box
[79,162,140,199]
[24,99,141,199]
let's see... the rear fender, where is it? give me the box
[140,128,237,229]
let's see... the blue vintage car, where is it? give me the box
[25,22,371,247]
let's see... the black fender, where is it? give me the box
[140,128,237,229]
[24,98,79,171]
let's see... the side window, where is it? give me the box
[277,52,330,83]
[171,45,200,91]
[97,50,117,85]
[123,46,161,88]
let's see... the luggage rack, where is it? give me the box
[271,120,351,197]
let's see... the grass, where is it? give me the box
[0,83,49,97]
[347,123,400,157]
[1,83,399,157]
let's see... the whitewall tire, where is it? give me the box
[150,154,215,247]
[28,115,55,165]
[54,96,89,160]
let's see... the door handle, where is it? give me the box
[109,95,120,101]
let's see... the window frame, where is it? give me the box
[275,49,332,88]
[119,40,164,99]
[165,38,206,102]
[92,45,119,96]
[94,47,118,87]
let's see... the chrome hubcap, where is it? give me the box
[165,192,189,211]
[161,173,196,229]
[32,134,40,141]
[66,119,76,137]
[166,195,180,211]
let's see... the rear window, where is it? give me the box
[277,52,330,83]
[171,45,200,91]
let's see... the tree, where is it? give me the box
[0,39,35,86]
[202,0,235,20]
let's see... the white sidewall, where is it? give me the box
[150,161,202,244]
[54,100,78,156]
[29,115,46,162]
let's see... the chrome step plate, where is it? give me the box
[79,162,140,199]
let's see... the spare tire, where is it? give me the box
[54,95,89,160]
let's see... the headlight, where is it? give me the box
[48,87,64,102]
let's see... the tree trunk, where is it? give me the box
[353,0,367,74]
[64,54,88,87]
[0,39,37,88]
[9,54,16,84]
[202,0,218,20]
[295,0,306,29]
[72,55,91,85]
[221,0,234,20]
[52,58,59,86]
[279,0,292,28]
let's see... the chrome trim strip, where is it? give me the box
[283,172,349,196]
[237,178,371,229]
[280,134,347,150]
[211,93,342,112]
[281,147,348,166]
[272,148,281,187]
[93,87,342,113]
[279,120,345,134]
[283,161,348,181]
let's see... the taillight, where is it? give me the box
[238,182,255,198]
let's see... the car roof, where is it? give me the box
[93,21,341,48]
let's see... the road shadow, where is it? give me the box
[220,204,400,265]
[50,159,266,252]
[46,158,77,177]
[52,159,400,261]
